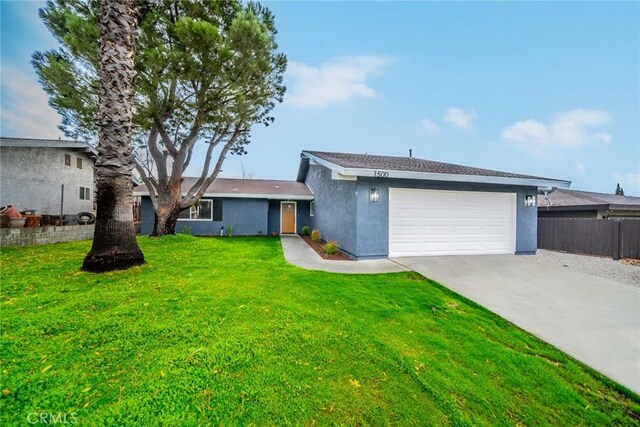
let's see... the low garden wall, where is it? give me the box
[0,224,94,248]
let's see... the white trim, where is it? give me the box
[310,201,315,217]
[177,199,214,221]
[280,201,297,234]
[302,151,571,189]
[133,191,313,200]
[331,170,358,181]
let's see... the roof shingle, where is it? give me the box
[134,178,312,199]
[305,150,561,181]
[538,188,640,209]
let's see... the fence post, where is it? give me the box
[612,220,621,261]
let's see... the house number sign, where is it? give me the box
[374,170,390,178]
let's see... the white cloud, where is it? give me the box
[501,109,611,155]
[612,171,640,193]
[595,132,612,144]
[285,55,391,108]
[576,162,587,173]
[418,118,440,134]
[1,66,63,139]
[443,107,477,129]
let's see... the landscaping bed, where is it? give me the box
[1,236,638,425]
[300,234,352,261]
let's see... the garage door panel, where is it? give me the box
[389,188,516,257]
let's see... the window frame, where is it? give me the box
[178,199,214,221]
[64,154,71,166]
[309,201,315,217]
[76,157,83,169]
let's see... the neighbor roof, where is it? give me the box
[299,150,570,189]
[0,136,96,155]
[538,188,640,211]
[134,178,313,200]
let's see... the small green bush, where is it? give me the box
[323,240,339,255]
[226,225,234,237]
[301,225,310,236]
[181,226,193,235]
[311,229,321,242]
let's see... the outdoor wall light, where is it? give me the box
[370,188,380,203]
[524,194,535,207]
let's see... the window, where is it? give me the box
[64,154,71,166]
[310,201,315,217]
[79,186,90,200]
[76,157,83,169]
[178,199,220,221]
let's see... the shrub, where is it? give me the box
[323,240,339,255]
[301,225,310,236]
[226,225,234,237]
[181,226,193,235]
[311,229,321,242]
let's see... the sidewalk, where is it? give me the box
[280,235,408,274]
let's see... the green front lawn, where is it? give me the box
[1,236,638,425]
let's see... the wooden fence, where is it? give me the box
[538,218,640,260]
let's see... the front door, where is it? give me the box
[281,202,296,234]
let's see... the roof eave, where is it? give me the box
[537,204,606,211]
[302,151,571,189]
[608,204,640,211]
[134,191,314,201]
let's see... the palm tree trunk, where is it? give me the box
[83,0,144,272]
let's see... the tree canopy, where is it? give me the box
[34,0,287,234]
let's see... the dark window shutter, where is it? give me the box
[212,199,223,221]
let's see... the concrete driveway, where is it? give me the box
[391,255,640,394]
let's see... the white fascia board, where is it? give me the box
[331,170,357,181]
[301,151,571,189]
[134,191,313,200]
[202,193,314,200]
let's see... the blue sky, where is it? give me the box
[2,1,639,195]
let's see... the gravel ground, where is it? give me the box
[532,249,640,288]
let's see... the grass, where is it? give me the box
[1,236,638,425]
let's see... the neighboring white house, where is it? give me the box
[0,137,96,215]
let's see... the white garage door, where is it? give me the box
[389,188,516,257]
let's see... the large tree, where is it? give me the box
[33,0,286,236]
[82,0,144,272]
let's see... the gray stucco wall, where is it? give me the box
[0,147,94,215]
[141,197,267,236]
[305,164,358,256]
[142,197,310,236]
[309,164,538,258]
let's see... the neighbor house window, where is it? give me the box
[178,199,215,220]
[76,157,83,169]
[310,201,315,217]
[64,154,71,166]
[79,186,90,200]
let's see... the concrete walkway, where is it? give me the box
[392,255,640,394]
[280,235,408,274]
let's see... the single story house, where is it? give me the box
[0,136,96,215]
[136,178,313,236]
[538,188,640,219]
[138,150,571,259]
